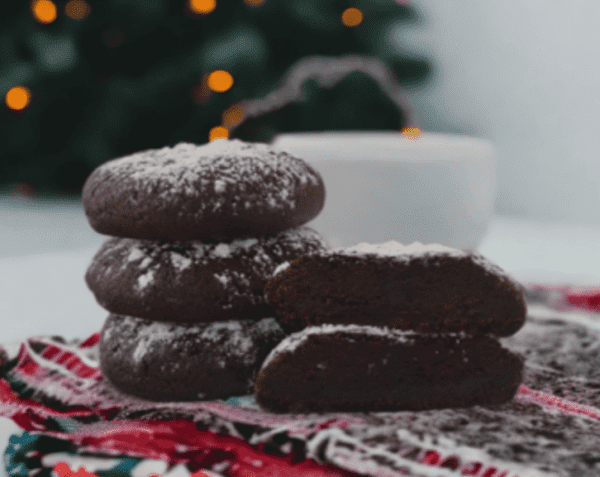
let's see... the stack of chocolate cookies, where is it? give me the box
[256,241,527,413]
[82,139,329,401]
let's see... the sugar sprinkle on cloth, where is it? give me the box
[2,284,600,477]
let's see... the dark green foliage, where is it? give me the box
[0,0,430,195]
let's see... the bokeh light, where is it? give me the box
[209,126,229,141]
[341,8,363,27]
[191,73,212,105]
[65,0,91,20]
[402,127,421,139]
[31,0,57,24]
[15,182,36,199]
[189,0,216,15]
[5,86,31,111]
[222,103,245,129]
[207,70,234,93]
[244,0,265,6]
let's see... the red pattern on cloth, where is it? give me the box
[526,283,600,313]
[1,284,600,477]
[565,288,600,312]
[45,420,356,477]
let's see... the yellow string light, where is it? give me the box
[209,126,229,141]
[207,70,234,93]
[189,0,216,15]
[401,127,421,139]
[341,7,363,27]
[31,0,57,24]
[5,86,31,111]
[190,73,212,105]
[222,104,245,129]
[65,0,91,20]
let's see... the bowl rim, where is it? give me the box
[271,131,495,162]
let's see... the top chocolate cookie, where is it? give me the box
[82,139,326,241]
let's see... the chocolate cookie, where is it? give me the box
[86,226,328,323]
[100,314,286,401]
[255,324,524,413]
[264,241,526,337]
[82,139,326,241]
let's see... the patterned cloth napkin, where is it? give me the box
[1,284,600,477]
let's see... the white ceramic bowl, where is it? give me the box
[272,131,496,251]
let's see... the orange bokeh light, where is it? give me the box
[189,0,216,14]
[402,127,422,140]
[31,0,57,24]
[341,7,363,27]
[65,0,91,20]
[191,73,212,105]
[191,84,211,105]
[207,70,234,93]
[5,86,31,111]
[209,126,229,141]
[14,182,36,199]
[244,0,265,6]
[222,103,245,129]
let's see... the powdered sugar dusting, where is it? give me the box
[170,253,192,272]
[214,179,227,193]
[89,227,328,303]
[272,261,291,277]
[108,315,284,368]
[334,240,523,293]
[213,244,231,258]
[340,241,461,258]
[259,324,468,374]
[127,247,144,263]
[214,273,229,287]
[131,320,179,363]
[237,238,259,249]
[137,269,155,290]
[91,139,323,214]
[139,257,152,269]
[469,252,524,294]
[124,320,174,363]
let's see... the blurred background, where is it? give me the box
[0,0,428,197]
[2,0,600,223]
[2,0,600,341]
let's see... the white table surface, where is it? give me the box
[1,197,600,345]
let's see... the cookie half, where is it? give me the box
[82,139,326,241]
[264,241,526,337]
[100,314,285,401]
[255,324,524,413]
[86,226,328,323]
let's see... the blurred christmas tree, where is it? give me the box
[0,0,430,196]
